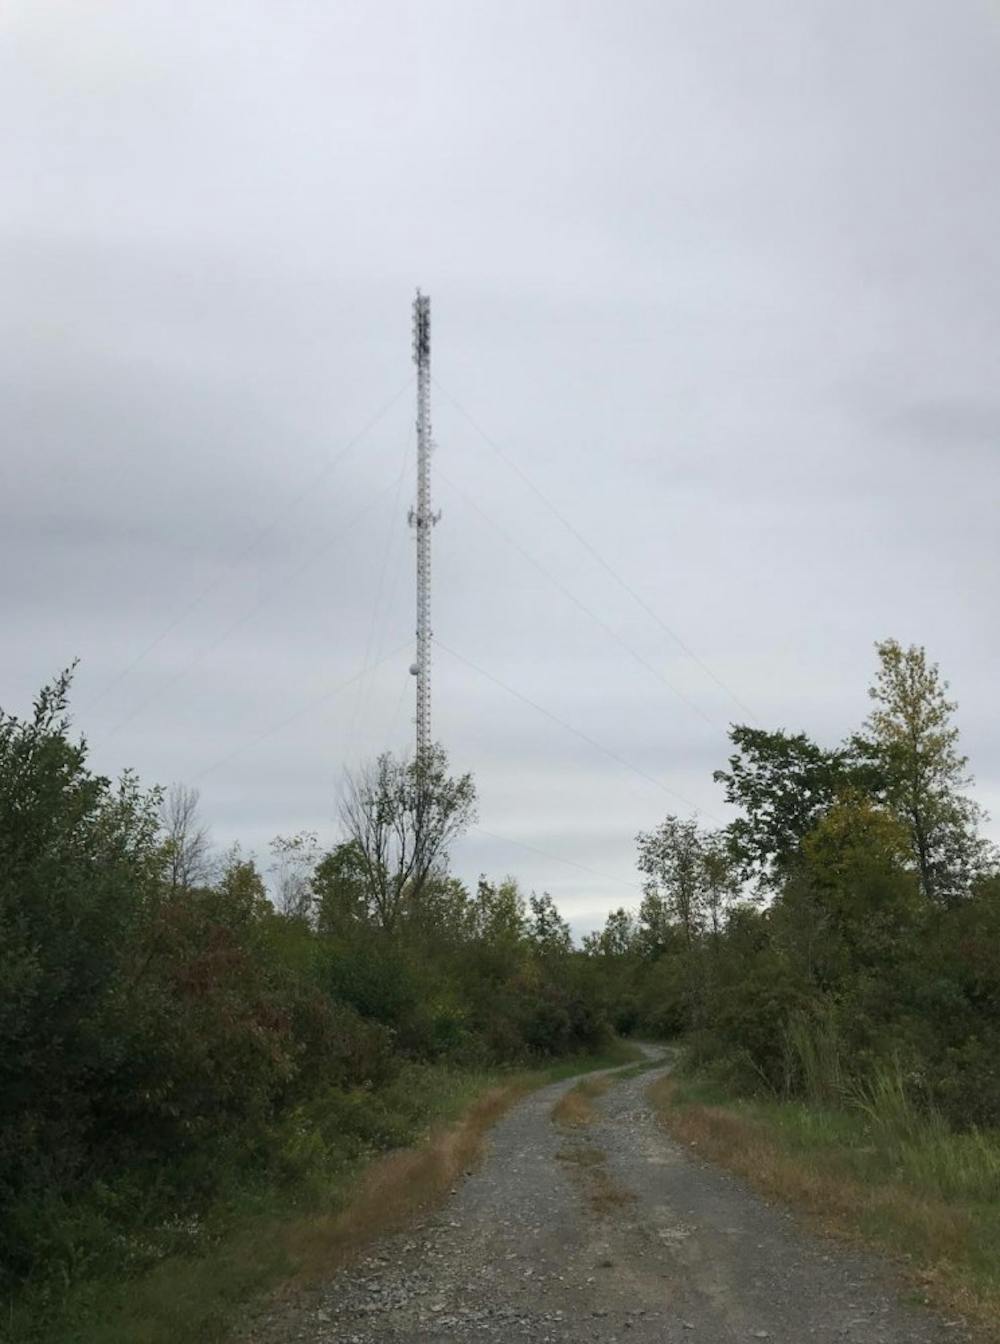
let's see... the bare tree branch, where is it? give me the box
[339,746,477,933]
[161,783,212,892]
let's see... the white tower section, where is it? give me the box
[408,291,439,762]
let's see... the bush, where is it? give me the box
[0,677,615,1313]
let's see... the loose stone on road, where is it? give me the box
[241,1047,973,1343]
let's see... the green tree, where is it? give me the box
[858,639,989,906]
[214,845,270,923]
[701,830,743,939]
[775,794,922,989]
[0,672,162,1229]
[527,891,572,956]
[473,875,528,949]
[713,727,854,887]
[635,815,705,947]
[634,888,677,959]
[407,873,474,942]
[313,839,373,933]
[582,906,636,957]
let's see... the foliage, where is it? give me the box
[712,726,856,887]
[0,672,163,1249]
[857,638,989,906]
[313,838,378,933]
[636,815,706,946]
[6,634,996,1333]
[635,815,742,948]
[0,678,609,1331]
[588,638,999,1139]
[528,891,573,956]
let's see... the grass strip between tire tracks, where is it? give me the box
[551,1074,616,1129]
[271,1042,639,1291]
[550,1056,660,1131]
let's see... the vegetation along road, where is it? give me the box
[242,1046,970,1344]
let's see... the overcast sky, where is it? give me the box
[3,1,999,935]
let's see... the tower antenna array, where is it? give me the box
[408,290,439,762]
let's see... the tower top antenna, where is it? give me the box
[408,291,438,763]
[413,289,430,364]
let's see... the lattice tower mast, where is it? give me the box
[408,291,438,762]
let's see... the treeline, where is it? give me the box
[585,639,1000,1127]
[0,673,605,1307]
[4,638,997,1320]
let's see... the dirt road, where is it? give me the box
[242,1049,972,1343]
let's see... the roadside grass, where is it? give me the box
[5,1041,641,1344]
[648,1072,1000,1341]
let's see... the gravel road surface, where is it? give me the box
[241,1048,972,1343]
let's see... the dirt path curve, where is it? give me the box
[242,1046,972,1343]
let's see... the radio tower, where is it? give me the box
[408,291,439,763]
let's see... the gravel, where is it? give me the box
[239,1047,973,1344]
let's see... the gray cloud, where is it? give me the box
[3,0,998,935]
[874,397,1000,456]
